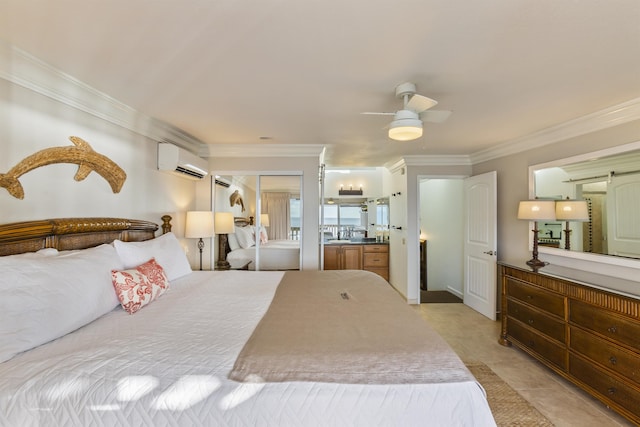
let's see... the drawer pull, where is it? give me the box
[526,295,533,300]
[607,387,617,395]
[528,340,535,347]
[528,319,535,325]
[607,326,618,334]
[609,356,617,365]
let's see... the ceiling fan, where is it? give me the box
[362,82,452,141]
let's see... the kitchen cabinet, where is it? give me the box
[363,244,389,280]
[324,244,389,280]
[324,244,362,270]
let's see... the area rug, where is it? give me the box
[466,362,554,427]
[420,290,462,303]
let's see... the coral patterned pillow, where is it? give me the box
[111,258,170,314]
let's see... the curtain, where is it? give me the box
[261,192,290,240]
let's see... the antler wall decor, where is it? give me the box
[0,136,127,199]
[229,189,245,211]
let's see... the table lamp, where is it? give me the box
[555,199,589,250]
[185,211,214,271]
[260,213,270,227]
[517,200,556,267]
[215,212,236,270]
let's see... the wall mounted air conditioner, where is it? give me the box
[157,143,209,180]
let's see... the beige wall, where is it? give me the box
[0,78,202,267]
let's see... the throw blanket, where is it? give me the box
[229,270,474,384]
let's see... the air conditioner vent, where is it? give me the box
[157,143,208,180]
[176,166,206,179]
[215,178,230,188]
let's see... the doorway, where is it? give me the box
[417,172,497,319]
[419,178,464,302]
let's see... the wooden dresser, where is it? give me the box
[499,262,640,425]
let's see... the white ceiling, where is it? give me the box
[2,0,640,167]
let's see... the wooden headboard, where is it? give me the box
[234,216,252,227]
[0,218,159,256]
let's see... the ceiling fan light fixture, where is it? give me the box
[388,123,422,141]
[388,110,423,141]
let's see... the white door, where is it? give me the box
[463,171,497,320]
[607,174,640,258]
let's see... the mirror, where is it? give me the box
[531,142,640,260]
[214,174,302,271]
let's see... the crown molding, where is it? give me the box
[470,97,640,165]
[0,43,206,153]
[401,155,472,166]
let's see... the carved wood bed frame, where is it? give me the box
[0,218,159,256]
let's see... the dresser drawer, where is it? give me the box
[569,353,640,422]
[508,298,566,343]
[570,300,640,350]
[363,252,388,267]
[508,320,566,370]
[570,326,640,387]
[365,267,388,281]
[363,245,388,253]
[506,278,565,317]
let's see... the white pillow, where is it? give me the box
[113,232,191,281]
[0,244,123,363]
[0,248,59,259]
[227,233,240,251]
[235,226,255,249]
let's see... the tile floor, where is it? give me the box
[415,303,635,427]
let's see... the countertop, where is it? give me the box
[499,259,640,300]
[323,239,389,246]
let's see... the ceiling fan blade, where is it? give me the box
[421,110,452,123]
[361,112,395,116]
[407,94,438,113]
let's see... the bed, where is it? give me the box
[225,217,300,270]
[0,217,496,426]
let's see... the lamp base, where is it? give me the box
[526,258,547,267]
[216,260,230,270]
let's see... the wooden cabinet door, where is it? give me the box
[324,246,341,270]
[342,245,363,269]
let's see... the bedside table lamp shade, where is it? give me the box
[215,212,235,270]
[517,200,556,267]
[185,211,214,271]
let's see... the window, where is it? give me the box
[322,202,367,240]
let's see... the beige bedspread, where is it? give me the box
[229,270,474,384]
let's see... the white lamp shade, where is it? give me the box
[388,110,423,141]
[185,211,214,238]
[517,200,556,221]
[260,213,270,227]
[556,200,589,221]
[214,212,236,234]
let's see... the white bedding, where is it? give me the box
[226,239,300,270]
[0,271,496,427]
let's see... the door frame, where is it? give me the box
[415,172,497,319]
